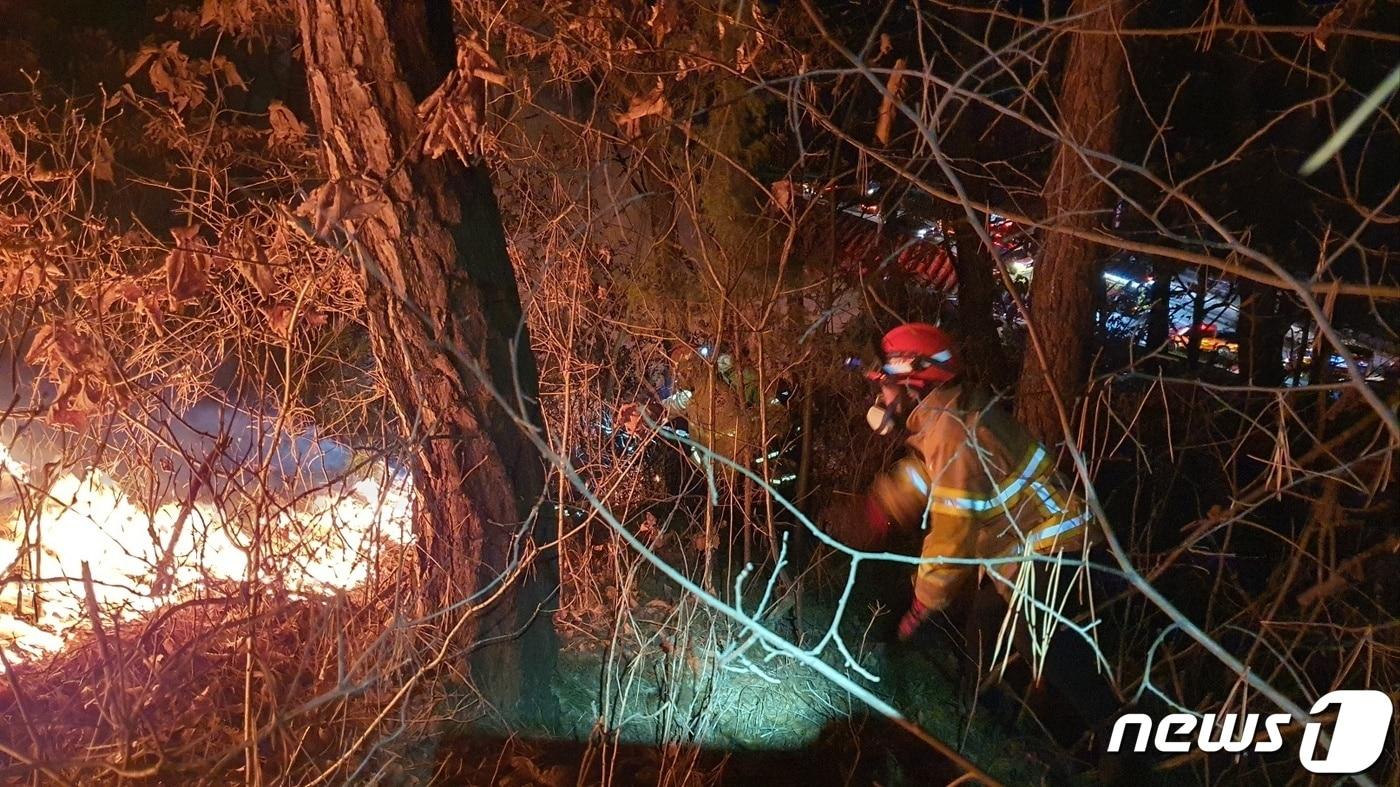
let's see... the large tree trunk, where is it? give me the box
[951,213,1013,392]
[1185,270,1208,369]
[295,0,556,718]
[1015,0,1127,443]
[1239,280,1286,387]
[1145,261,1173,352]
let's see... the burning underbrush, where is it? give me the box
[0,573,431,784]
[0,440,415,669]
[0,437,440,783]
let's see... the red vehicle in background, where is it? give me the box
[784,177,1034,294]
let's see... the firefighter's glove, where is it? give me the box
[896,597,932,642]
[819,495,892,552]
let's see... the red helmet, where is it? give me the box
[872,323,961,387]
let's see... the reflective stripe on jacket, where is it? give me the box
[867,384,1096,611]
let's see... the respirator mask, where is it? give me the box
[863,356,927,434]
[865,399,895,435]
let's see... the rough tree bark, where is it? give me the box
[295,0,556,717]
[1239,280,1287,386]
[1145,262,1173,352]
[1015,0,1127,443]
[952,214,1014,392]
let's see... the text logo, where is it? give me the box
[1107,690,1392,774]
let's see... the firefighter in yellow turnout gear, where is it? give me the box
[869,382,1095,629]
[828,323,1121,745]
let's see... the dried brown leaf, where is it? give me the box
[167,225,208,301]
[0,260,63,298]
[91,135,115,182]
[265,302,294,339]
[125,46,160,78]
[770,180,793,213]
[115,281,167,332]
[266,100,307,147]
[874,58,906,146]
[25,323,119,430]
[199,0,269,37]
[210,55,246,90]
[263,303,324,340]
[229,232,276,298]
[0,128,21,173]
[418,35,499,163]
[296,179,384,238]
[613,81,670,139]
[129,42,206,113]
[1312,6,1343,51]
[647,0,679,46]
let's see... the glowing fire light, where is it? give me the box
[0,440,413,668]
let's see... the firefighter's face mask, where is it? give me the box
[865,383,913,435]
[866,398,895,435]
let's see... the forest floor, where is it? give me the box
[440,557,1103,786]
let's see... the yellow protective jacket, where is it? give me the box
[867,384,1096,612]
